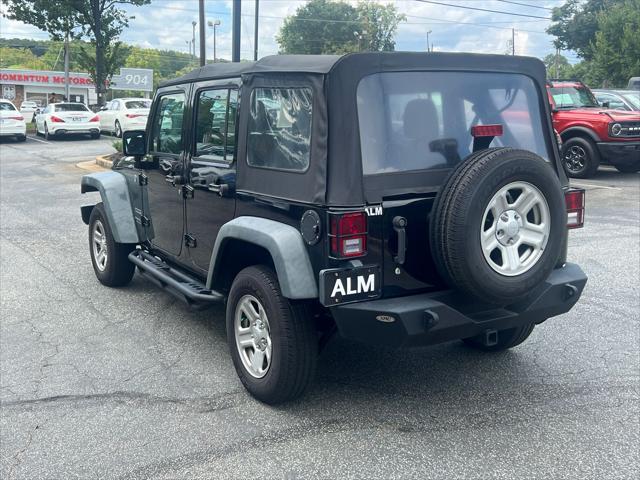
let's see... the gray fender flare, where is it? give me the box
[207,216,318,299]
[80,172,139,244]
[560,126,601,143]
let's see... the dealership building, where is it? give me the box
[0,68,97,108]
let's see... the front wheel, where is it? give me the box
[88,203,136,287]
[561,137,600,178]
[462,323,535,351]
[226,266,317,404]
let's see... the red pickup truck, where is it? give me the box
[547,80,640,178]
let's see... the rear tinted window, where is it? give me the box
[357,72,549,175]
[55,103,89,112]
[0,102,16,111]
[125,100,151,109]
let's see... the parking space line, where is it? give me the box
[570,181,621,190]
[27,135,51,144]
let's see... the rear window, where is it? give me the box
[55,103,89,112]
[357,72,549,175]
[0,102,16,111]
[125,100,151,109]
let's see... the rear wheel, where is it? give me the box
[561,137,600,178]
[462,323,535,351]
[114,120,122,138]
[88,203,136,287]
[44,123,51,141]
[430,148,566,305]
[226,265,317,404]
[17,135,26,142]
[91,132,100,139]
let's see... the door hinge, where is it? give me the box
[140,215,151,227]
[182,184,194,199]
[184,233,197,248]
[138,173,148,186]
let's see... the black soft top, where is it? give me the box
[161,52,554,206]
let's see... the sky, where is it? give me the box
[0,0,579,64]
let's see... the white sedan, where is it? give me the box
[99,98,151,137]
[35,102,101,140]
[0,99,27,142]
[19,100,39,122]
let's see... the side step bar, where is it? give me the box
[128,250,224,308]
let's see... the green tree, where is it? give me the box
[3,0,150,105]
[546,0,610,61]
[589,0,640,87]
[542,53,574,79]
[277,0,406,54]
[0,46,48,69]
[356,1,406,52]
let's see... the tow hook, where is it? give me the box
[564,283,578,301]
[483,329,498,347]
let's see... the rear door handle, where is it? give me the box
[393,216,407,265]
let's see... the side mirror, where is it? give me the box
[601,101,610,109]
[122,130,147,157]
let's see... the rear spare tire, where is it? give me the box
[430,148,566,305]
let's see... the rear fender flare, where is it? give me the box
[80,172,139,244]
[207,217,318,299]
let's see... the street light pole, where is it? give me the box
[198,0,206,66]
[426,30,432,52]
[208,19,221,63]
[192,21,197,63]
[254,0,259,61]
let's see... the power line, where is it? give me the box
[413,0,552,20]
[495,0,555,11]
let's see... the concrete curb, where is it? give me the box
[96,154,113,169]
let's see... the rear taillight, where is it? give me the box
[126,113,143,118]
[329,211,367,258]
[8,115,24,121]
[471,124,503,137]
[50,115,65,123]
[565,189,585,229]
[89,115,99,122]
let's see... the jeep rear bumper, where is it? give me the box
[597,141,640,166]
[330,263,587,348]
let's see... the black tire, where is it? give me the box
[226,266,317,404]
[17,135,26,142]
[462,323,535,351]
[561,136,600,178]
[91,132,100,139]
[88,203,136,287]
[114,120,122,138]
[614,163,640,173]
[430,148,566,305]
[44,123,51,141]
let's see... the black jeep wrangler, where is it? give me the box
[81,53,587,404]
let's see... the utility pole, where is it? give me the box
[254,0,259,61]
[192,21,197,63]
[208,20,221,62]
[199,0,206,66]
[512,28,515,55]
[64,29,70,102]
[232,0,241,62]
[426,30,432,52]
[555,47,560,78]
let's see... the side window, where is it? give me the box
[194,88,238,162]
[247,87,312,172]
[151,92,185,155]
[112,100,119,110]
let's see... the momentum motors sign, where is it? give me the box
[0,69,94,87]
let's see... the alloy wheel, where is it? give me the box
[564,145,587,173]
[92,220,108,272]
[234,294,272,378]
[480,181,550,277]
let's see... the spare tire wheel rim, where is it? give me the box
[481,181,550,277]
[234,294,272,379]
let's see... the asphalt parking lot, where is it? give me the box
[1,135,638,479]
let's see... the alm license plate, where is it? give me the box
[71,116,83,122]
[319,265,381,307]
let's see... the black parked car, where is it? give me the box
[81,53,587,404]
